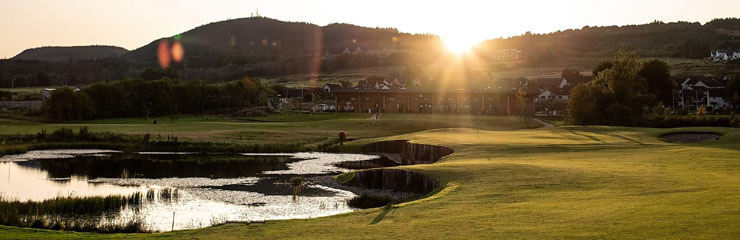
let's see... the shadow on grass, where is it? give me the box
[370,205,394,225]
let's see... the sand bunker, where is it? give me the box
[662,132,720,143]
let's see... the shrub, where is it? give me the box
[648,115,734,128]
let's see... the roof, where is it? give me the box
[527,78,562,89]
[333,88,519,94]
[680,77,726,89]
[323,83,342,91]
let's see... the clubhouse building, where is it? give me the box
[328,77,536,115]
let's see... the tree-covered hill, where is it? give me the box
[12,46,128,62]
[124,17,440,67]
[478,18,740,62]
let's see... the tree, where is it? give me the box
[561,69,582,81]
[726,74,740,110]
[677,39,710,59]
[568,81,614,125]
[638,59,674,106]
[338,131,347,145]
[42,87,95,121]
[140,68,179,81]
[592,61,613,76]
[569,49,655,126]
[36,72,51,86]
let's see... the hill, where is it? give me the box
[3,18,739,88]
[478,18,740,63]
[12,45,128,62]
[125,17,439,67]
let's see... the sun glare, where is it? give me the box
[443,36,477,54]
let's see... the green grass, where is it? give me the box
[2,114,740,238]
[0,113,540,149]
[537,116,566,127]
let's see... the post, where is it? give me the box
[172,211,176,231]
[358,95,362,113]
[507,95,511,115]
[10,78,15,104]
[382,95,386,113]
[672,89,675,113]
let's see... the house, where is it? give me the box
[710,49,740,62]
[530,76,592,116]
[42,87,81,101]
[353,47,363,54]
[322,83,342,93]
[673,77,729,112]
[354,77,406,90]
[488,49,521,61]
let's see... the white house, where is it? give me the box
[710,49,740,62]
[674,77,729,112]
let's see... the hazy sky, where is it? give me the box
[1,0,738,58]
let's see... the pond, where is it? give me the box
[0,150,383,231]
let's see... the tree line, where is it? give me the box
[42,77,275,121]
[568,49,740,126]
[568,49,675,126]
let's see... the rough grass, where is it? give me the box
[0,194,148,233]
[3,115,740,238]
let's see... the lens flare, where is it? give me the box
[171,40,184,63]
[157,39,171,69]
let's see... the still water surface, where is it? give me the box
[0,150,378,231]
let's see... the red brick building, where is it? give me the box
[333,89,534,115]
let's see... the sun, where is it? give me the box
[443,35,478,54]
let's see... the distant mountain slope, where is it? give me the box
[479,18,740,61]
[125,17,439,66]
[13,46,128,62]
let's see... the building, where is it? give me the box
[332,77,536,115]
[488,49,521,61]
[673,76,730,112]
[322,83,342,93]
[710,49,740,62]
[530,76,591,116]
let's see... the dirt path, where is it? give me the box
[532,118,555,129]
[368,113,382,120]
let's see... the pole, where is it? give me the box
[171,211,176,231]
[10,78,15,104]
[672,89,675,113]
[695,91,699,115]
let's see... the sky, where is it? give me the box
[1,0,739,58]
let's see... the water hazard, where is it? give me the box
[0,150,379,231]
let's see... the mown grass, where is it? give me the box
[0,113,540,153]
[4,115,740,238]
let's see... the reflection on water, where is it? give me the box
[0,150,378,231]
